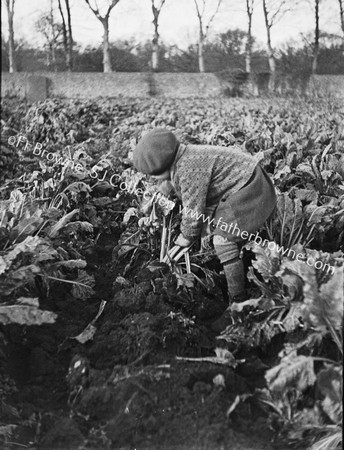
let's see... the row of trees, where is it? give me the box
[4,0,344,79]
[3,30,343,76]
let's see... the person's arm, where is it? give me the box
[177,168,213,241]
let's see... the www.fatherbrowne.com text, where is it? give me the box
[180,205,335,274]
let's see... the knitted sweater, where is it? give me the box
[170,144,259,239]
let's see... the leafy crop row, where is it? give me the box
[0,96,343,449]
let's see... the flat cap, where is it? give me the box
[133,128,179,175]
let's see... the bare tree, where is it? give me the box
[151,0,166,71]
[312,0,320,74]
[245,0,254,73]
[262,0,295,89]
[5,0,16,72]
[338,0,344,34]
[84,0,122,72]
[193,0,222,72]
[36,1,62,71]
[58,0,73,71]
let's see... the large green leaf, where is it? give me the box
[0,236,42,275]
[71,270,95,300]
[317,366,342,424]
[266,352,316,393]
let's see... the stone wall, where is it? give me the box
[308,75,344,100]
[1,72,224,100]
[1,72,344,101]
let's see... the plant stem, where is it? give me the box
[160,216,167,262]
[45,275,91,288]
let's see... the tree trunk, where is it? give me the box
[151,1,160,71]
[47,43,52,68]
[312,0,320,74]
[52,44,57,72]
[66,40,72,71]
[102,18,112,72]
[339,0,344,34]
[152,37,159,71]
[65,0,73,70]
[6,0,17,73]
[245,34,252,74]
[84,0,122,73]
[58,0,69,70]
[262,0,276,90]
[245,3,253,73]
[198,35,205,72]
[50,0,57,72]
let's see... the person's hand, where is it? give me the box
[158,180,174,197]
[175,233,194,247]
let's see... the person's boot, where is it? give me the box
[211,258,246,333]
[223,258,246,301]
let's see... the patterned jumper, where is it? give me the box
[170,143,259,239]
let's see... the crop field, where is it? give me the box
[0,96,343,450]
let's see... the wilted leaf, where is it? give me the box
[7,189,25,216]
[213,374,226,388]
[57,259,87,269]
[230,297,263,313]
[73,324,97,344]
[63,221,94,233]
[226,394,252,417]
[123,207,138,224]
[214,347,236,364]
[176,347,237,367]
[0,305,57,325]
[71,300,106,343]
[17,297,39,307]
[114,276,131,286]
[47,209,79,238]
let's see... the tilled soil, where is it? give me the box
[0,231,276,450]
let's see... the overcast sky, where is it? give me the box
[1,0,342,51]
